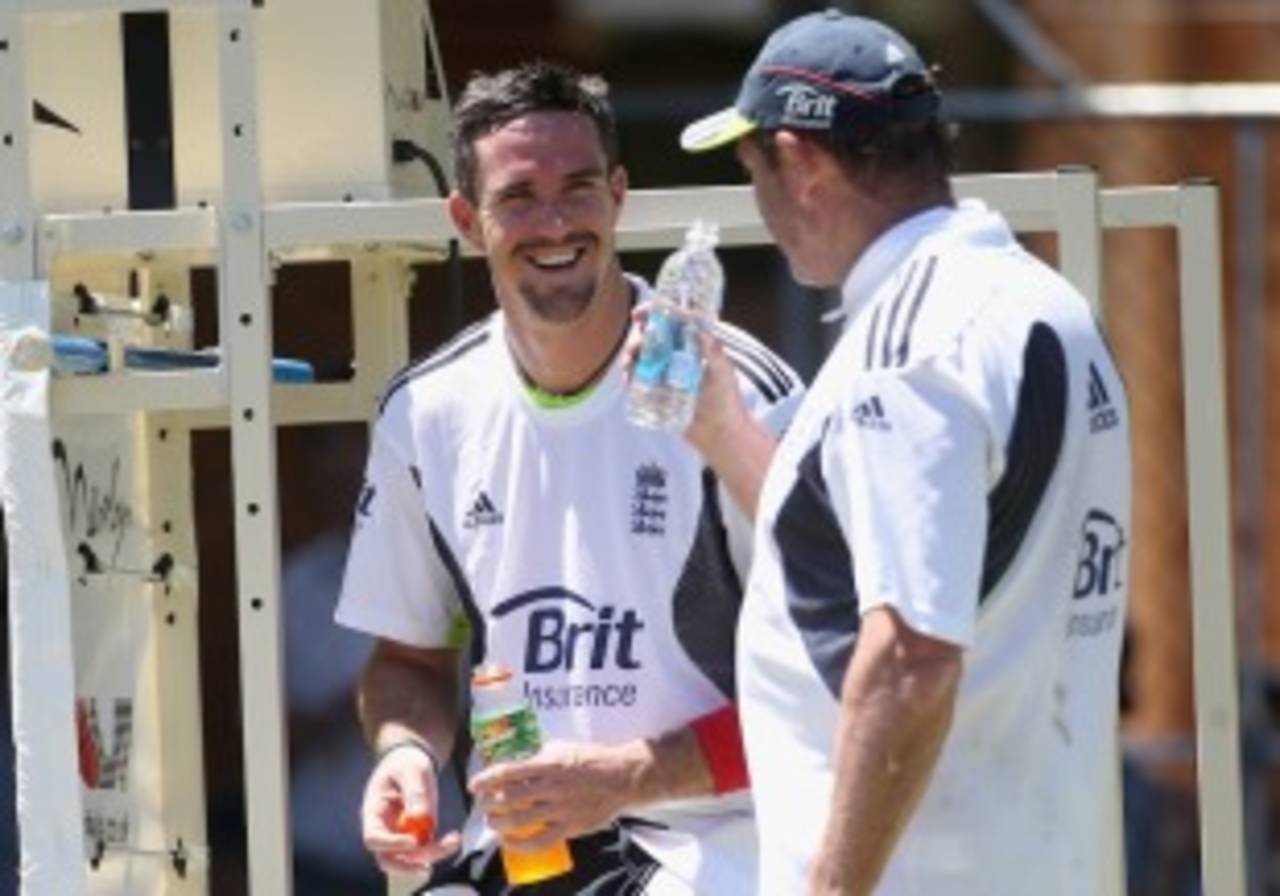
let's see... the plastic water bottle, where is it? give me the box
[470,665,574,886]
[627,220,724,431]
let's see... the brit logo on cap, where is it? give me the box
[777,83,835,127]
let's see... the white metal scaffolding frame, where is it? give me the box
[0,4,1248,896]
[7,177,1249,896]
[214,2,292,893]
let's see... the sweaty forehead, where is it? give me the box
[473,111,607,192]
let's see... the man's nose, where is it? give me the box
[531,198,573,236]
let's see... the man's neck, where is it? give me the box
[833,184,954,283]
[506,269,633,396]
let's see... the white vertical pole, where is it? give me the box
[215,2,292,893]
[350,253,412,409]
[1050,165,1126,896]
[1231,123,1268,896]
[142,263,210,896]
[356,255,416,896]
[1177,180,1247,896]
[0,1,35,281]
[139,415,210,896]
[1052,165,1103,316]
[1,7,88,896]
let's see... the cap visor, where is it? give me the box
[680,108,757,153]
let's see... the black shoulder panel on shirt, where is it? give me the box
[719,327,796,394]
[426,518,483,816]
[980,322,1068,601]
[378,320,492,415]
[723,346,779,403]
[715,323,799,405]
[671,470,744,699]
[776,431,861,698]
[427,517,486,666]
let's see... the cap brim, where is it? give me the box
[679,107,758,153]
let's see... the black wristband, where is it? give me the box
[376,739,441,777]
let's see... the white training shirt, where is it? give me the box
[337,274,802,892]
[738,200,1130,895]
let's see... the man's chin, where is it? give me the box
[789,262,840,291]
[518,277,597,324]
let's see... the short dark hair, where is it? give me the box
[751,118,955,195]
[450,61,621,201]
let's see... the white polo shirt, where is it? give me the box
[337,274,803,892]
[738,200,1130,895]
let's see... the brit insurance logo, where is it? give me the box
[1069,508,1127,638]
[491,586,645,710]
[463,489,503,529]
[631,463,668,536]
[1087,362,1119,434]
[777,82,836,128]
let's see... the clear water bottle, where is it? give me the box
[627,220,724,431]
[470,665,574,886]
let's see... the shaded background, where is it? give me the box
[3,1,1279,894]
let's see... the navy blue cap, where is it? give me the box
[681,9,939,152]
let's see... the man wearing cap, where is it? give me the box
[680,10,1131,895]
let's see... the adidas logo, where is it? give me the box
[1087,363,1119,434]
[852,395,891,432]
[464,490,503,529]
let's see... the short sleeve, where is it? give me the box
[824,360,991,648]
[335,421,461,647]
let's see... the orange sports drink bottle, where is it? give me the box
[470,664,574,885]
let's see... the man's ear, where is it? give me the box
[773,129,832,205]
[608,164,628,210]
[447,190,484,251]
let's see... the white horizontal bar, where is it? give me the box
[622,174,1074,244]
[619,187,771,250]
[622,187,761,233]
[948,84,1280,120]
[26,180,1178,308]
[179,381,378,429]
[1100,186,1183,228]
[269,381,377,425]
[954,173,1058,230]
[264,200,454,250]
[16,0,218,13]
[51,368,226,415]
[37,175,1132,268]
[39,209,217,270]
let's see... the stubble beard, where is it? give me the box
[517,274,598,324]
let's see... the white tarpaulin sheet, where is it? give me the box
[2,281,88,895]
[4,280,173,894]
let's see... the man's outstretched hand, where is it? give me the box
[361,743,462,874]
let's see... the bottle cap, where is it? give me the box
[688,218,720,249]
[471,663,522,719]
[472,664,513,688]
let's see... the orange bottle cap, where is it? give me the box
[472,664,513,687]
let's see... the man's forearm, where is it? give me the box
[620,723,716,807]
[688,410,776,519]
[813,608,962,895]
[683,333,778,520]
[358,640,461,761]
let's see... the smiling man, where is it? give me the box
[334,62,802,894]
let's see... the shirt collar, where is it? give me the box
[838,201,961,325]
[496,272,648,424]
